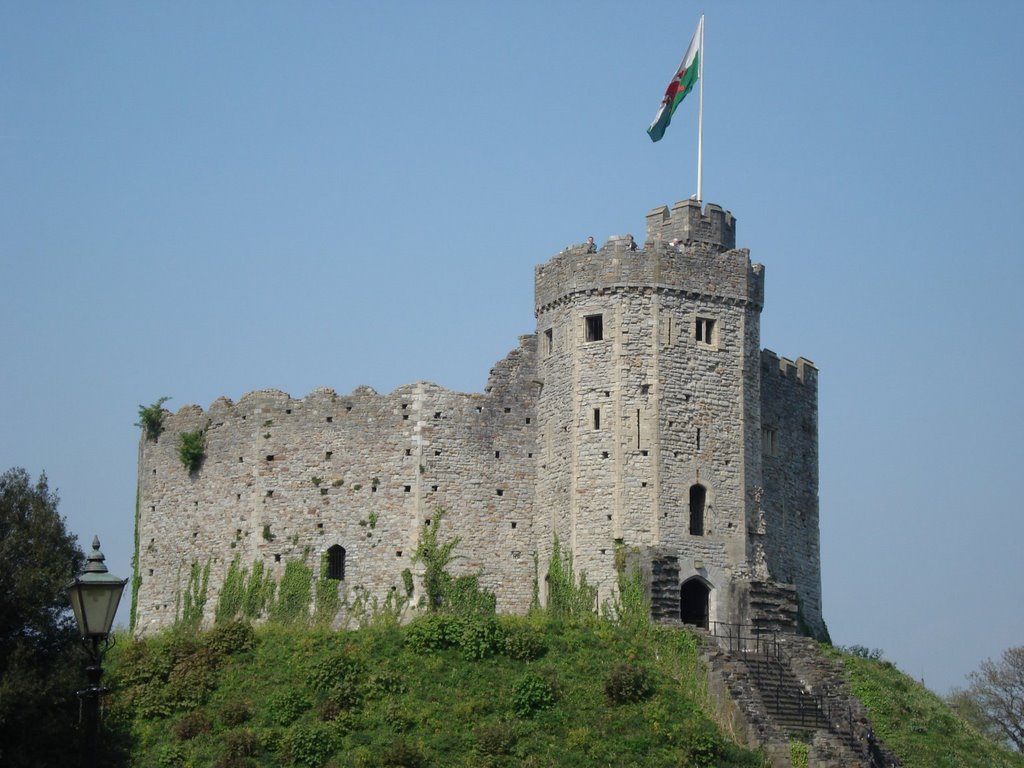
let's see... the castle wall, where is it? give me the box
[133,199,823,640]
[134,337,539,636]
[759,351,822,635]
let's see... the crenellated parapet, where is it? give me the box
[534,203,761,314]
[760,350,818,389]
[645,199,736,251]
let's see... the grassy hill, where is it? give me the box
[824,646,1024,768]
[103,616,1023,768]
[105,614,766,768]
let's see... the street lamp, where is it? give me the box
[66,536,128,755]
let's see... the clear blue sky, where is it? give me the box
[2,2,1021,695]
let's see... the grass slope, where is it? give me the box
[106,615,766,768]
[824,647,1024,768]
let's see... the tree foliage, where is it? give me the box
[951,646,1024,752]
[0,468,87,767]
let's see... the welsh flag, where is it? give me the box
[647,19,702,143]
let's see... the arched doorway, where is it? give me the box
[680,578,710,629]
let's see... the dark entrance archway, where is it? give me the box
[680,578,710,629]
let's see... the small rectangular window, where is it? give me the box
[544,328,553,356]
[695,317,717,345]
[585,314,603,342]
[762,427,777,456]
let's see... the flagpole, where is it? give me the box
[696,14,704,203]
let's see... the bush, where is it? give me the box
[136,396,171,440]
[474,722,517,756]
[281,722,337,767]
[178,429,206,472]
[265,690,310,726]
[453,615,504,660]
[171,709,212,740]
[502,623,547,661]
[306,650,365,694]
[405,614,457,652]
[366,668,407,697]
[604,662,654,704]
[379,740,427,767]
[511,671,556,717]
[205,619,255,657]
[219,699,253,727]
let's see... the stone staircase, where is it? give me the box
[698,631,899,768]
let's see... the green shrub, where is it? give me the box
[444,574,497,615]
[164,646,220,711]
[367,668,407,697]
[604,662,654,704]
[405,613,457,652]
[474,722,517,756]
[265,690,310,726]
[153,742,188,768]
[511,671,556,717]
[306,650,364,693]
[171,709,212,740]
[379,740,427,768]
[281,722,337,767]
[219,699,253,727]
[453,614,504,660]
[178,428,206,472]
[501,622,547,661]
[136,396,171,440]
[205,619,254,657]
[401,568,414,597]
[221,727,261,758]
[546,537,598,619]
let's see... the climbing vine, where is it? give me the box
[179,559,211,631]
[545,537,597,619]
[215,555,245,624]
[269,560,313,625]
[242,560,275,619]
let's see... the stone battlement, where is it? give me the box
[760,350,818,388]
[645,199,736,251]
[535,205,762,313]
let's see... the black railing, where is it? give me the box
[707,622,866,756]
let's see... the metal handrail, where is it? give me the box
[707,621,865,755]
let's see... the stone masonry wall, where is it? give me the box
[134,337,539,637]
[759,351,822,636]
[534,204,770,622]
[134,200,822,641]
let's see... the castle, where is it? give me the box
[132,199,822,639]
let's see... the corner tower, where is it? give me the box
[533,200,820,634]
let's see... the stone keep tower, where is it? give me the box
[132,199,822,639]
[533,200,822,636]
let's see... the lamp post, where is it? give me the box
[66,536,128,756]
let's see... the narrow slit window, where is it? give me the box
[636,409,641,449]
[585,314,603,342]
[689,484,706,536]
[696,428,701,451]
[593,408,601,430]
[544,328,553,356]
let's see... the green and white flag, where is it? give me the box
[647,19,702,143]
